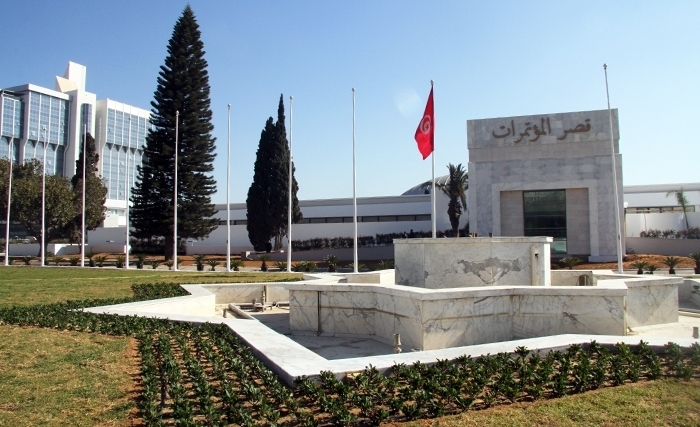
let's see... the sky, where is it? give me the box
[1,1,698,204]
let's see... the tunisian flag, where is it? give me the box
[414,87,434,159]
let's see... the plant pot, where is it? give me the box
[669,268,675,274]
[695,264,700,274]
[89,260,95,267]
[197,265,204,271]
[137,264,144,270]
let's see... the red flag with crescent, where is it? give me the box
[414,87,434,159]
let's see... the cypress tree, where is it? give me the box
[68,132,107,242]
[130,5,218,260]
[246,95,302,251]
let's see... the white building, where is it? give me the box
[1,62,150,232]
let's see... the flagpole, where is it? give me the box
[604,64,623,274]
[82,123,87,267]
[4,98,16,266]
[41,126,46,267]
[125,120,131,269]
[430,80,436,238]
[287,96,293,273]
[352,88,358,273]
[173,110,179,270]
[227,104,231,272]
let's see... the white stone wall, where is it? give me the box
[467,109,624,261]
[394,237,551,288]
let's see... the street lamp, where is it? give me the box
[41,126,47,267]
[173,110,179,270]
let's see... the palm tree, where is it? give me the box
[667,188,690,229]
[420,163,468,236]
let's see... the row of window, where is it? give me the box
[106,109,149,148]
[217,214,432,226]
[27,92,69,145]
[1,97,23,138]
[102,144,141,200]
[627,206,696,214]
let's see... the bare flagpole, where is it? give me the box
[4,98,16,266]
[604,64,623,274]
[173,110,179,270]
[352,88,358,273]
[227,104,231,272]
[430,80,436,239]
[125,119,131,269]
[287,96,293,273]
[81,123,87,267]
[41,126,47,267]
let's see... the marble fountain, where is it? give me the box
[85,236,695,385]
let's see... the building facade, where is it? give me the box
[467,109,624,261]
[95,99,151,226]
[1,62,150,228]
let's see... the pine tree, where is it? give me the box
[246,95,302,251]
[68,132,107,242]
[130,5,218,260]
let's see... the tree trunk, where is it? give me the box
[164,235,175,261]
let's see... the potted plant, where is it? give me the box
[645,264,658,274]
[21,255,34,266]
[148,259,162,270]
[68,256,80,266]
[115,255,126,269]
[44,251,54,266]
[662,256,681,275]
[165,260,174,270]
[230,259,244,271]
[689,252,700,274]
[258,254,270,272]
[87,253,95,267]
[274,261,287,271]
[631,260,649,275]
[560,257,582,270]
[52,256,66,266]
[94,255,107,267]
[134,253,148,269]
[193,254,206,271]
[207,259,220,271]
[324,255,339,272]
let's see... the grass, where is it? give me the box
[1,267,699,426]
[0,266,302,308]
[389,379,700,427]
[0,325,135,427]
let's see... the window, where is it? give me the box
[523,190,567,254]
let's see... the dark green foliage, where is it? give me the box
[0,159,75,255]
[246,95,302,251]
[130,5,218,260]
[420,163,468,236]
[67,132,107,243]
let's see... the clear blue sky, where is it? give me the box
[2,1,698,204]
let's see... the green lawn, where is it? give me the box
[0,266,301,307]
[1,267,699,426]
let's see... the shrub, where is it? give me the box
[631,260,649,275]
[68,256,81,266]
[115,255,126,269]
[206,259,220,271]
[230,259,244,271]
[560,257,583,270]
[148,259,162,270]
[662,256,681,274]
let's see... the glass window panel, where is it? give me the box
[523,190,567,253]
